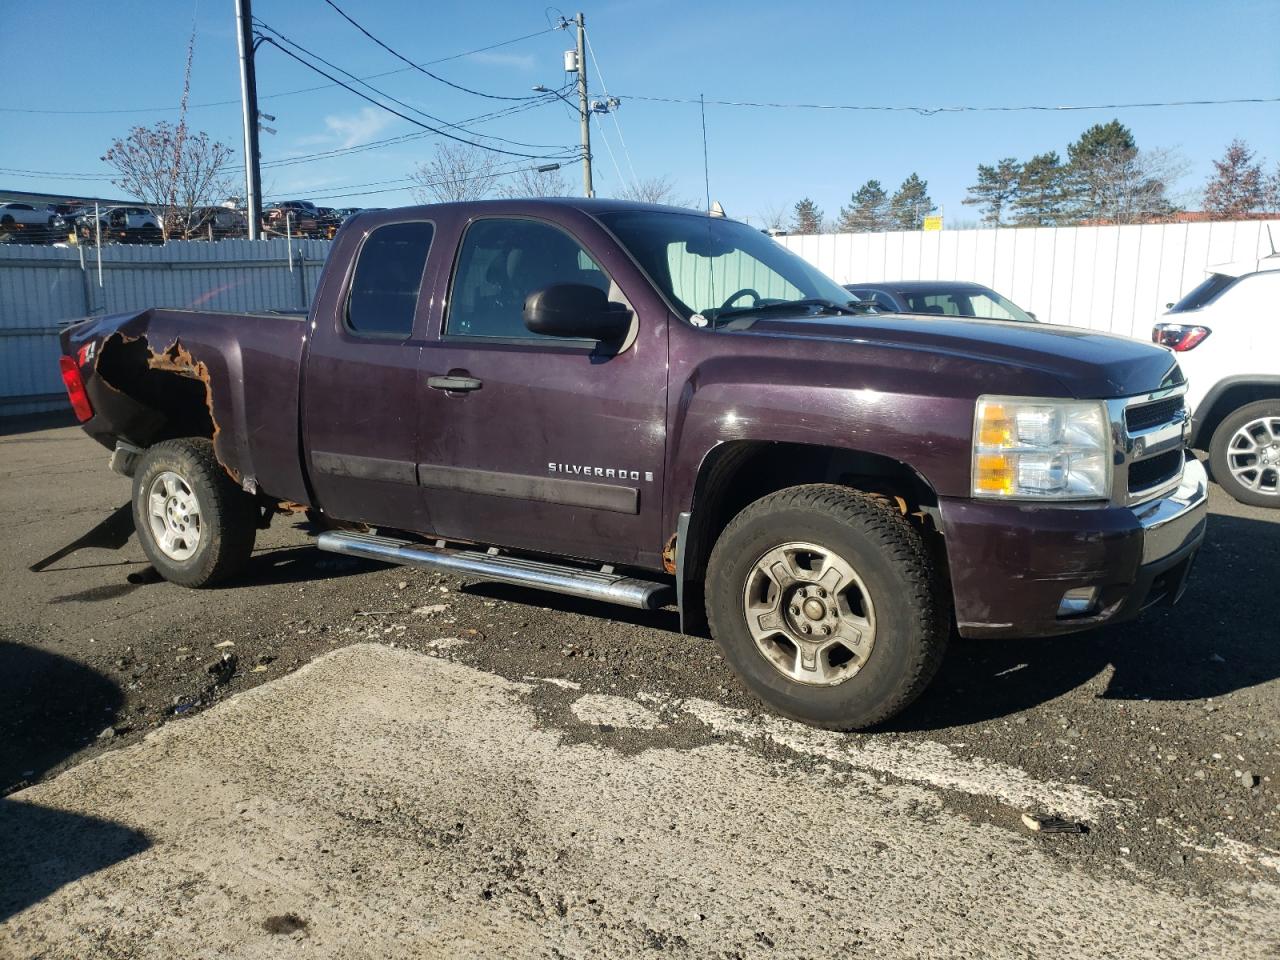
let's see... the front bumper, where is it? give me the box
[941,456,1208,639]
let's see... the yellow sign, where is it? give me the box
[923,216,943,232]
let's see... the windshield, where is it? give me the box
[899,287,1036,323]
[597,210,855,322]
[1169,273,1237,313]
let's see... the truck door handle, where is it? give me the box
[427,374,483,392]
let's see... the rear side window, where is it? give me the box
[346,221,434,337]
[1169,273,1237,313]
[907,293,964,316]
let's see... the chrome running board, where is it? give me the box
[316,531,674,610]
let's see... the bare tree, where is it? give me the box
[614,175,690,207]
[102,122,235,240]
[758,202,789,232]
[497,165,571,198]
[171,132,235,238]
[410,143,502,203]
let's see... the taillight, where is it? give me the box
[1152,323,1211,352]
[58,355,94,422]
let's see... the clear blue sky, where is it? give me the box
[5,0,1279,224]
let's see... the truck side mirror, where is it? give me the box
[523,283,631,341]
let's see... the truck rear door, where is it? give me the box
[417,211,670,570]
[301,218,436,531]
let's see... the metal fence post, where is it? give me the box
[297,250,309,310]
[78,243,93,317]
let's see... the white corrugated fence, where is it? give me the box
[778,219,1277,339]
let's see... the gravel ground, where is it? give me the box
[2,417,1279,944]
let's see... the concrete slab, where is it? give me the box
[3,644,1279,959]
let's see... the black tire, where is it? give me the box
[1208,399,1280,508]
[132,438,258,587]
[0,215,12,227]
[705,484,949,730]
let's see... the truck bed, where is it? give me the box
[61,307,311,506]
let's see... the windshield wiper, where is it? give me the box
[714,298,862,323]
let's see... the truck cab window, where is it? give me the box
[346,221,435,337]
[446,218,611,339]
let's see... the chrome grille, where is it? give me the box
[1127,449,1183,494]
[1107,384,1190,505]
[1125,396,1184,433]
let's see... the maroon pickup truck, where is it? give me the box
[57,199,1208,729]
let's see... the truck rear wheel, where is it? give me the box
[705,484,949,730]
[132,438,257,587]
[1209,400,1280,508]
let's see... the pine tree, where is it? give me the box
[962,158,1021,227]
[791,197,824,234]
[1011,152,1068,226]
[889,173,936,230]
[1203,139,1264,217]
[836,180,890,232]
[1064,120,1176,224]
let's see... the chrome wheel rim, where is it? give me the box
[1227,416,1280,496]
[742,541,876,687]
[146,471,202,561]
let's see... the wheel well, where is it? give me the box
[1194,381,1280,449]
[679,441,940,636]
[95,332,217,445]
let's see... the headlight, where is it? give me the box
[972,396,1111,500]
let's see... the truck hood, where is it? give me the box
[735,312,1183,398]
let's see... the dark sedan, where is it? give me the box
[843,280,1037,322]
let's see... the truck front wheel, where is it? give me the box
[705,484,949,730]
[132,438,257,587]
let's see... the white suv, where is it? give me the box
[0,201,56,228]
[1153,253,1280,507]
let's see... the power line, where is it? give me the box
[1,100,562,185]
[321,0,547,102]
[583,29,636,188]
[0,167,114,181]
[616,93,1280,115]
[256,35,579,161]
[0,25,559,115]
[254,18,574,151]
[267,158,567,201]
[260,102,557,168]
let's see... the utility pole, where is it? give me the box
[574,13,592,198]
[234,0,263,239]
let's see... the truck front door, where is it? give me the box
[301,218,435,531]
[419,213,669,570]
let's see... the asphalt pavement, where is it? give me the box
[2,418,1278,957]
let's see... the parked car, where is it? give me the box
[185,206,248,240]
[0,201,59,242]
[844,281,1038,322]
[263,200,321,237]
[1152,253,1280,507]
[56,199,1205,730]
[76,206,162,244]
